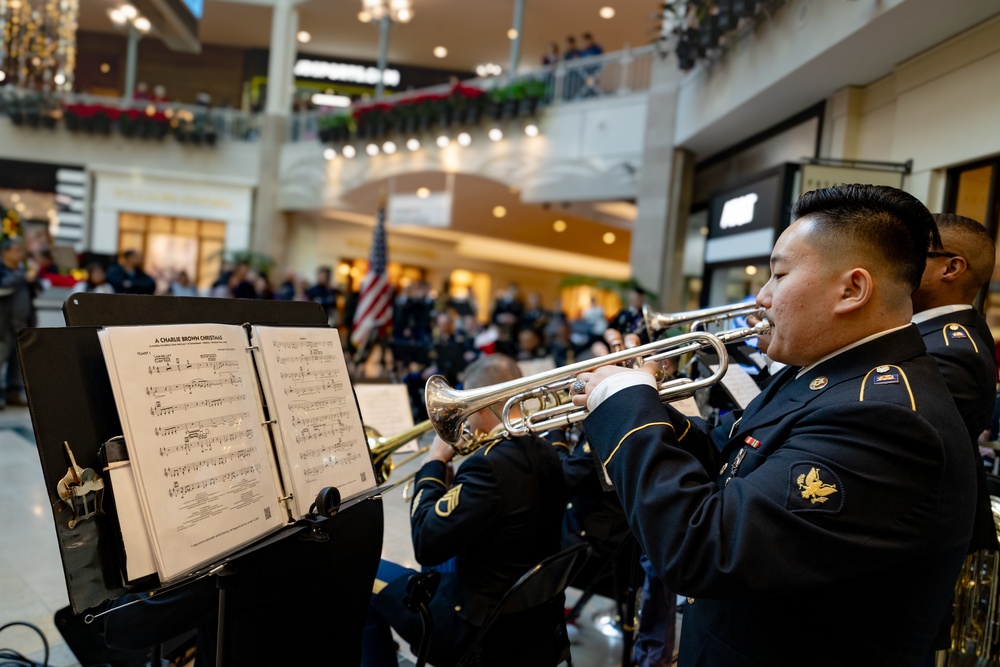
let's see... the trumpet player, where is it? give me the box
[570,184,977,666]
[363,354,568,666]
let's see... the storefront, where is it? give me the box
[91,170,255,290]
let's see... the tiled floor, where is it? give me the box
[0,408,665,666]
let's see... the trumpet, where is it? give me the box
[426,320,771,447]
[643,301,765,339]
[368,420,436,485]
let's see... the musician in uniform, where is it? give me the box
[363,354,568,666]
[570,184,977,665]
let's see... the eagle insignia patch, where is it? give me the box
[788,463,843,513]
[435,484,463,517]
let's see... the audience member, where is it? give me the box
[581,32,604,57]
[170,270,199,297]
[564,36,582,60]
[73,263,114,294]
[106,249,156,295]
[305,266,341,324]
[0,238,39,408]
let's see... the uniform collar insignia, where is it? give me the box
[808,376,828,391]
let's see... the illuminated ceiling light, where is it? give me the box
[358,10,372,22]
[745,265,758,276]
[457,132,472,147]
[120,4,138,20]
[311,93,351,107]
[342,145,357,159]
[395,7,412,22]
[100,63,111,74]
[493,205,507,218]
[366,143,380,156]
[603,232,616,245]
[488,128,503,142]
[53,73,66,85]
[599,6,616,19]
[296,30,311,43]
[553,220,567,232]
[382,140,397,154]
[507,28,518,40]
[476,63,502,77]
[0,71,6,82]
[433,46,448,59]
[323,147,336,160]
[436,134,450,148]
[108,8,126,25]
[133,16,152,32]
[524,124,539,137]
[416,187,430,199]
[406,138,421,151]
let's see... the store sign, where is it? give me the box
[293,59,401,87]
[387,192,452,228]
[719,193,758,230]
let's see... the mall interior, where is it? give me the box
[1,0,1000,665]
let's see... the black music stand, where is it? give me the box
[19,294,384,666]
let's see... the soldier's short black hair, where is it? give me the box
[791,184,938,292]
[932,213,996,290]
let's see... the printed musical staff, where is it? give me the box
[146,376,243,397]
[279,369,338,381]
[303,452,361,477]
[272,340,335,349]
[294,421,353,444]
[148,359,239,375]
[289,410,351,428]
[149,394,247,417]
[298,438,353,460]
[167,464,261,498]
[163,446,258,477]
[287,397,347,414]
[154,411,249,437]
[158,429,255,457]
[283,380,345,396]
[275,353,335,365]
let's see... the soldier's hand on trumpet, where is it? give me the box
[423,434,456,485]
[570,329,660,408]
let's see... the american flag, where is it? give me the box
[351,206,392,347]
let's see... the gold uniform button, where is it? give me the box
[876,365,890,373]
[580,530,587,537]
[949,325,959,331]
[686,597,695,605]
[454,605,462,612]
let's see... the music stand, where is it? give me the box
[19,294,384,666]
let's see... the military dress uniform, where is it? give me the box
[915,305,998,552]
[368,432,567,665]
[583,325,976,666]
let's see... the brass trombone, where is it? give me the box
[643,302,765,339]
[368,420,436,485]
[426,321,771,447]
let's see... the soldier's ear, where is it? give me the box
[939,256,968,283]
[833,268,872,315]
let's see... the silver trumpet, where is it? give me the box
[643,302,765,339]
[425,320,771,447]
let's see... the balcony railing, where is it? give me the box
[0,88,263,143]
[289,44,656,143]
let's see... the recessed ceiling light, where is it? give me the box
[603,232,616,245]
[396,8,412,22]
[436,135,450,148]
[323,147,336,160]
[599,6,615,19]
[342,145,357,158]
[553,220,567,232]
[745,265,758,276]
[457,132,472,146]
[53,73,66,85]
[366,143,379,156]
[524,124,539,137]
[296,30,311,43]
[433,46,448,58]
[507,28,518,40]
[406,138,421,151]
[382,140,397,154]
[358,10,372,22]
[133,16,151,33]
[488,128,503,142]
[100,62,110,74]
[493,205,507,218]
[416,187,430,199]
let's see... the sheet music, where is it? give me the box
[251,326,376,518]
[354,384,418,453]
[99,323,285,582]
[710,363,762,409]
[669,396,703,418]
[106,461,156,582]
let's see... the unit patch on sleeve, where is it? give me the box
[787,463,843,513]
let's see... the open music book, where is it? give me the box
[98,323,376,584]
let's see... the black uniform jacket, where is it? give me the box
[584,325,976,666]
[372,433,566,657]
[917,308,999,552]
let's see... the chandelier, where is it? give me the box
[0,0,79,91]
[358,0,413,24]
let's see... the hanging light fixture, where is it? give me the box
[0,0,80,91]
[357,0,414,24]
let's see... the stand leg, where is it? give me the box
[622,541,642,667]
[215,563,237,667]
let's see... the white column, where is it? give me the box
[265,0,302,116]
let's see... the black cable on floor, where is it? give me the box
[0,620,49,667]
